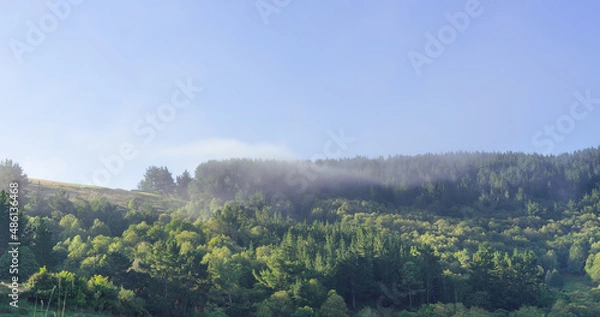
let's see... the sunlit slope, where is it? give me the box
[27,178,187,211]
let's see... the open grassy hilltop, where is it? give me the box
[27,178,188,211]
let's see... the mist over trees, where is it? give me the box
[0,158,29,191]
[183,148,600,220]
[175,169,193,200]
[2,147,600,316]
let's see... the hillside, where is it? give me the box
[27,178,188,212]
[2,149,600,316]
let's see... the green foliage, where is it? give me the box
[586,252,600,283]
[30,217,56,268]
[90,218,112,237]
[256,290,295,317]
[0,246,39,282]
[87,274,119,312]
[468,244,548,310]
[291,278,328,309]
[292,305,315,317]
[546,269,565,289]
[568,239,590,274]
[24,267,148,316]
[16,148,600,316]
[0,191,13,255]
[318,290,349,317]
[175,169,193,200]
[0,159,29,192]
[202,246,240,305]
[204,302,228,317]
[137,166,176,195]
[510,306,547,317]
[26,267,86,308]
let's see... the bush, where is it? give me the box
[26,268,146,316]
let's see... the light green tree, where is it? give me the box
[201,246,242,306]
[256,290,294,317]
[586,252,600,283]
[318,290,349,317]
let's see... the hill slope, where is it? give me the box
[27,178,187,211]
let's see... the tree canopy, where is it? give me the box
[4,148,600,316]
[137,166,176,195]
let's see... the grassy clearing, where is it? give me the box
[27,178,187,211]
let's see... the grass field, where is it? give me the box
[27,178,188,211]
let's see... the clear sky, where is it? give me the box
[1,0,599,189]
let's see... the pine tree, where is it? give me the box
[175,170,193,200]
[137,166,176,195]
[32,218,55,268]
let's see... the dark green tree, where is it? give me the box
[0,246,39,282]
[175,169,193,200]
[31,217,56,268]
[334,252,374,310]
[137,166,176,195]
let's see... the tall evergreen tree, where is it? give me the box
[137,166,176,195]
[31,218,55,268]
[175,170,193,200]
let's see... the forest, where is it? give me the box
[2,147,600,316]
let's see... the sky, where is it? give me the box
[1,0,599,190]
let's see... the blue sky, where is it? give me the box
[1,0,599,189]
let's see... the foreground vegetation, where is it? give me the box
[2,148,600,316]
